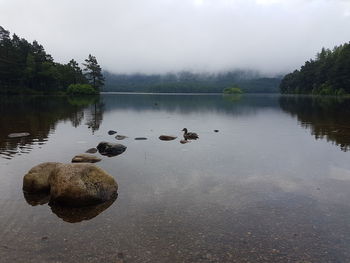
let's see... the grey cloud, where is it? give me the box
[0,0,349,75]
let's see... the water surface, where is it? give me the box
[1,94,350,262]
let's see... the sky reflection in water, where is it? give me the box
[0,94,350,262]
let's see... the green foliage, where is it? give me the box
[0,26,101,95]
[280,42,350,95]
[67,84,97,95]
[318,83,335,95]
[67,95,99,106]
[83,54,104,91]
[223,94,242,102]
[223,85,243,94]
[336,88,346,96]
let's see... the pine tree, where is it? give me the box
[67,59,85,84]
[83,54,104,91]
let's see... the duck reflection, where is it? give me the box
[23,191,117,223]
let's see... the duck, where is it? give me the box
[182,128,199,140]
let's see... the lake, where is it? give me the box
[1,94,350,262]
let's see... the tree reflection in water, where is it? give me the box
[0,95,104,159]
[280,95,350,152]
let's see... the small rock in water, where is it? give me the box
[86,148,98,154]
[134,137,147,140]
[71,154,102,163]
[8,132,30,138]
[180,139,190,144]
[159,135,177,141]
[115,135,128,140]
[214,130,219,133]
[97,142,127,157]
[108,130,117,135]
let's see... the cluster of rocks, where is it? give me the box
[21,133,128,211]
[21,128,218,216]
[70,142,127,164]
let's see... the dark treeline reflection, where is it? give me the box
[280,95,350,151]
[101,94,280,115]
[0,95,104,159]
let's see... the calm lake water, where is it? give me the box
[1,94,350,263]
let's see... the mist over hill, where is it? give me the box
[103,71,282,93]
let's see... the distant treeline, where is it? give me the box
[0,26,104,94]
[104,71,281,93]
[280,42,350,95]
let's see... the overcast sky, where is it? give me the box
[1,0,350,75]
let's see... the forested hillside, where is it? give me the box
[280,43,350,95]
[0,26,104,94]
[104,71,281,93]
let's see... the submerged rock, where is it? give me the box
[71,154,101,163]
[23,162,61,193]
[115,135,128,140]
[159,135,177,141]
[108,130,117,135]
[8,132,30,138]
[86,148,98,154]
[49,194,117,223]
[23,191,50,206]
[134,137,147,140]
[214,130,219,133]
[97,142,127,157]
[49,163,118,206]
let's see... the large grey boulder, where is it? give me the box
[23,162,61,193]
[49,163,118,206]
[97,142,127,157]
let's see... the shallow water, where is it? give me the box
[1,94,350,262]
